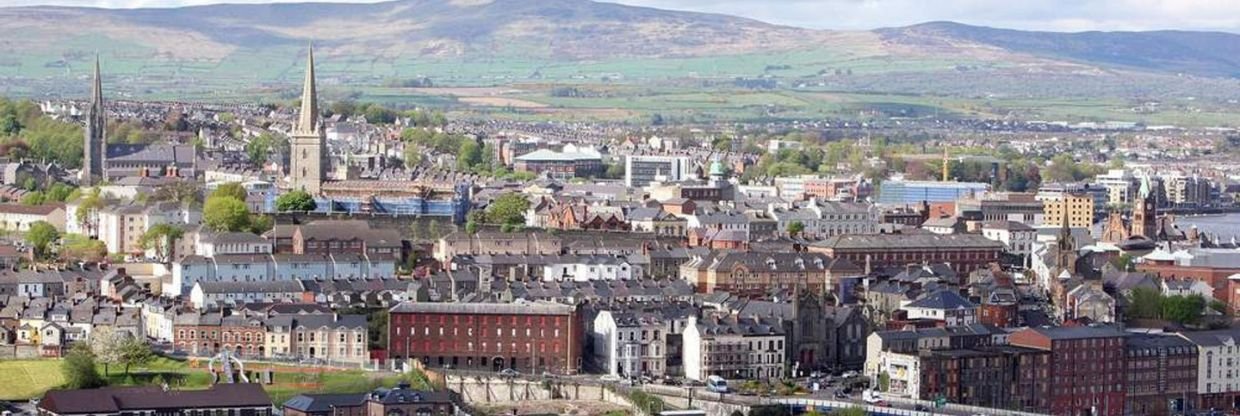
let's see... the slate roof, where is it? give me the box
[1021,325,1128,340]
[905,290,977,310]
[195,280,305,294]
[695,314,784,337]
[106,144,195,165]
[812,233,1005,250]
[389,301,572,315]
[39,384,270,414]
[1178,328,1240,347]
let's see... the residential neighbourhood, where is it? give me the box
[3,12,1240,416]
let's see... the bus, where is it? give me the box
[706,375,728,393]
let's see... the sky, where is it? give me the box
[4,0,1239,33]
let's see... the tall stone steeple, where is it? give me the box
[82,55,107,186]
[289,44,326,195]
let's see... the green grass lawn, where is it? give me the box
[0,356,432,405]
[0,360,66,400]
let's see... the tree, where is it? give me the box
[164,109,189,132]
[484,193,530,226]
[1110,253,1136,272]
[1127,286,1163,320]
[787,221,805,237]
[211,182,248,202]
[140,223,185,263]
[25,221,59,259]
[151,180,202,205]
[249,215,274,234]
[604,162,625,179]
[1162,295,1206,325]
[62,343,105,389]
[76,188,104,238]
[117,337,154,375]
[403,144,423,168]
[203,196,251,232]
[46,183,75,202]
[0,113,21,135]
[456,141,483,171]
[89,326,123,377]
[244,133,287,166]
[464,221,479,234]
[20,191,46,205]
[878,371,890,392]
[276,190,317,212]
[60,234,108,263]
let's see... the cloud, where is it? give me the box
[4,0,1238,32]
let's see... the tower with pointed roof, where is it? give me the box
[1131,175,1157,239]
[82,56,107,186]
[289,45,326,195]
[1052,206,1078,278]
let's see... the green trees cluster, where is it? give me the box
[20,182,76,206]
[1126,286,1209,325]
[203,182,270,233]
[60,234,108,263]
[1043,153,1106,183]
[62,343,105,389]
[275,190,317,212]
[244,133,288,166]
[140,223,185,263]
[464,193,529,234]
[326,101,439,126]
[0,97,84,168]
[25,221,60,260]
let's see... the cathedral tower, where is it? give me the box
[1131,175,1157,239]
[289,45,326,195]
[82,56,106,186]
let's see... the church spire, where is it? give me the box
[82,54,107,186]
[91,54,103,109]
[297,44,319,135]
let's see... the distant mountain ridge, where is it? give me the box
[0,0,1238,100]
[880,21,1240,78]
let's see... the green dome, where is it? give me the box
[709,160,725,176]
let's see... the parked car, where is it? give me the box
[499,368,519,377]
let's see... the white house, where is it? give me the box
[900,290,978,327]
[0,204,66,232]
[981,220,1037,267]
[592,310,670,379]
[767,199,878,239]
[1162,279,1213,299]
[868,349,921,398]
[172,253,397,296]
[682,315,785,382]
[542,255,642,282]
[196,231,273,257]
[1180,329,1240,397]
[190,280,307,309]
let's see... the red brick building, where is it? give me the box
[173,311,267,358]
[1124,334,1198,416]
[809,234,1004,274]
[387,302,581,375]
[978,302,1018,328]
[917,346,1050,410]
[1009,325,1129,416]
